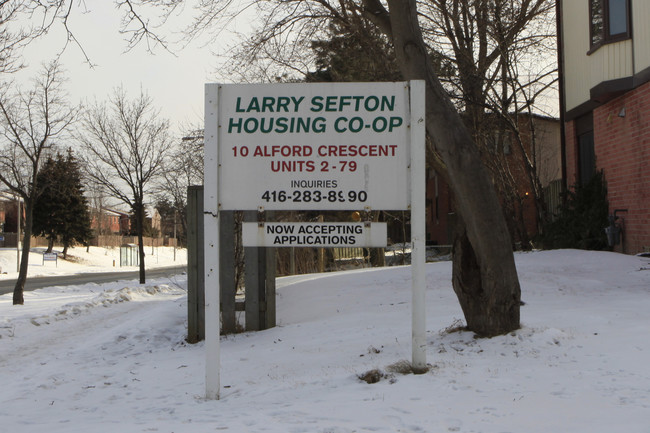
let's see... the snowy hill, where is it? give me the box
[1,249,649,432]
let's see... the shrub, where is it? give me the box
[539,170,609,250]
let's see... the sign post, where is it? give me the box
[204,86,221,400]
[409,80,427,372]
[204,81,426,399]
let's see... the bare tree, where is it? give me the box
[78,87,173,284]
[364,0,520,336]
[0,61,76,304]
[419,0,557,243]
[0,1,33,73]
[155,128,204,246]
[194,0,523,336]
[158,128,203,207]
[59,0,523,336]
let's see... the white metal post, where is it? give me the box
[409,80,427,371]
[204,84,221,399]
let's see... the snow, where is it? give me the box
[1,247,649,432]
[0,246,187,280]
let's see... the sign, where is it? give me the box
[43,252,58,267]
[0,236,4,241]
[208,82,411,211]
[242,222,387,247]
[203,80,426,400]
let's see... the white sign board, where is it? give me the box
[42,252,57,267]
[207,82,411,211]
[203,80,426,400]
[242,222,387,247]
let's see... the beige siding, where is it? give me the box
[562,0,636,111]
[589,40,633,82]
[532,118,562,187]
[562,0,592,111]
[633,0,650,71]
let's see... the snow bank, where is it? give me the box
[0,249,649,432]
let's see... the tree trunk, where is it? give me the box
[13,198,34,305]
[452,215,520,335]
[385,0,521,336]
[136,202,146,284]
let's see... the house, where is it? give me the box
[89,207,161,237]
[0,192,19,233]
[559,0,650,253]
[0,195,6,233]
[90,208,131,235]
[0,192,23,247]
[425,114,561,247]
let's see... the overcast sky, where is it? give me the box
[14,2,239,136]
[12,2,557,137]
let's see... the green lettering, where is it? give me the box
[291,96,305,111]
[310,96,324,112]
[247,97,260,112]
[277,97,290,112]
[325,96,338,112]
[262,97,275,112]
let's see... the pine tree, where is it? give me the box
[33,155,66,252]
[33,150,93,258]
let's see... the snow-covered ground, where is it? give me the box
[1,248,649,432]
[0,245,187,279]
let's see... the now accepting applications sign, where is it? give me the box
[242,222,387,248]
[208,82,412,211]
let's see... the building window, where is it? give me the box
[589,0,630,50]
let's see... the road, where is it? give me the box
[0,265,187,295]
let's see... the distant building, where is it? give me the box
[425,114,561,247]
[89,207,160,237]
[0,192,20,233]
[559,0,650,253]
[90,208,131,235]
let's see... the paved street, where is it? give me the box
[0,265,187,295]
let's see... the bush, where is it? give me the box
[539,170,609,250]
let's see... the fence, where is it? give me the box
[0,234,174,249]
[545,179,563,218]
[0,232,18,248]
[332,247,367,261]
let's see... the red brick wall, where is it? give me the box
[566,81,650,253]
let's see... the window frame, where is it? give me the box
[588,0,631,54]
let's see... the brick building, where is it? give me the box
[90,208,131,235]
[425,114,561,247]
[0,192,20,233]
[559,0,650,253]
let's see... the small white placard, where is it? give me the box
[242,222,387,247]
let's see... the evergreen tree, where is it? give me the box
[306,22,401,83]
[129,205,159,238]
[155,198,183,241]
[33,155,66,252]
[33,150,93,258]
